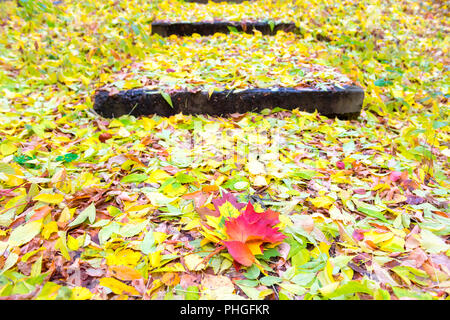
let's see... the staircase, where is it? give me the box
[94,0,364,119]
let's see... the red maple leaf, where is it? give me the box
[222,202,286,267]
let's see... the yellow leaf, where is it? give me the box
[153,232,168,244]
[145,169,171,184]
[1,163,24,186]
[55,231,71,260]
[162,182,186,197]
[153,262,185,273]
[1,252,19,275]
[71,287,93,300]
[311,242,331,259]
[247,241,264,256]
[324,259,335,284]
[182,218,201,230]
[309,196,334,209]
[363,230,394,244]
[184,253,207,271]
[253,175,268,186]
[217,201,241,219]
[149,250,161,268]
[200,238,212,247]
[259,288,273,299]
[391,86,403,99]
[199,223,224,243]
[99,277,140,296]
[80,75,90,86]
[318,281,340,296]
[21,247,45,262]
[0,142,17,156]
[372,183,390,192]
[148,279,163,296]
[106,248,142,267]
[33,193,65,204]
[214,175,226,186]
[208,87,215,99]
[379,235,405,253]
[201,274,236,300]
[442,148,450,157]
[140,117,156,131]
[42,221,58,240]
[58,207,72,223]
[330,171,351,184]
[67,235,80,251]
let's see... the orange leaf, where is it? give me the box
[202,185,219,193]
[109,265,142,281]
[222,240,255,267]
[110,49,121,60]
[161,272,180,287]
[29,205,52,222]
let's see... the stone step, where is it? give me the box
[93,86,364,119]
[150,0,299,36]
[151,21,298,36]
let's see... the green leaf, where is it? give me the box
[286,236,303,259]
[432,121,448,130]
[120,173,148,183]
[420,229,450,254]
[292,170,317,180]
[0,252,19,275]
[323,280,373,299]
[140,230,155,255]
[0,163,15,175]
[175,173,196,184]
[356,202,388,222]
[35,282,61,300]
[160,91,173,108]
[184,286,199,300]
[56,153,78,163]
[236,284,261,300]
[260,276,282,286]
[7,220,42,247]
[291,272,316,286]
[30,255,43,278]
[342,140,356,154]
[235,279,259,287]
[258,247,281,260]
[68,203,96,227]
[374,79,393,87]
[392,287,433,300]
[117,221,147,238]
[227,26,238,33]
[291,248,310,267]
[244,264,260,280]
[268,20,275,32]
[278,282,306,296]
[98,222,121,245]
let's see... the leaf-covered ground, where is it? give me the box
[0,0,449,300]
[100,32,354,92]
[151,0,300,23]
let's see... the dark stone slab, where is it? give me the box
[93,86,364,119]
[151,21,299,36]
